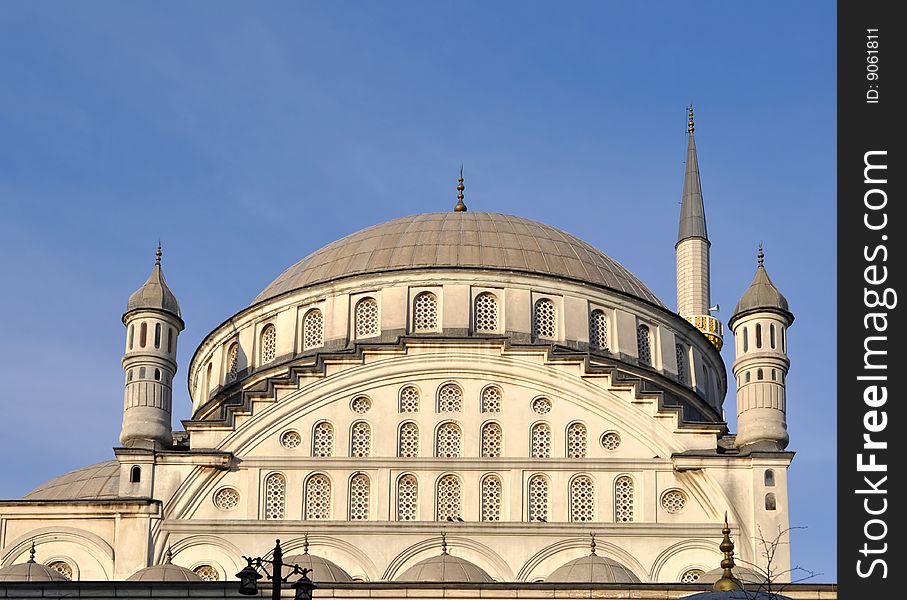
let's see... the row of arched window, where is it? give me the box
[257,472,635,522]
[292,420,606,459]
[127,321,174,354]
[742,368,785,383]
[741,322,786,353]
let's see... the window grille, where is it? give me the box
[438,383,463,412]
[531,397,552,414]
[264,473,286,520]
[570,476,595,522]
[600,431,621,451]
[481,422,503,458]
[474,293,499,333]
[349,473,370,520]
[214,488,240,510]
[397,475,418,521]
[481,475,503,521]
[313,422,334,457]
[399,385,420,412]
[305,474,331,520]
[637,324,652,365]
[530,423,552,458]
[534,299,557,338]
[350,396,371,414]
[46,561,73,580]
[437,474,462,521]
[590,310,609,350]
[261,325,277,363]
[436,422,462,458]
[566,422,587,458]
[350,421,371,457]
[614,476,634,522]
[398,422,420,457]
[481,386,502,413]
[528,475,549,522]
[413,292,439,331]
[193,565,219,581]
[355,298,379,338]
[661,489,687,514]
[681,569,705,584]
[303,309,324,350]
[280,430,302,449]
[227,343,239,381]
[675,344,688,385]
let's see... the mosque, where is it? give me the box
[0,111,833,598]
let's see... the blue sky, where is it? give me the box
[0,1,836,581]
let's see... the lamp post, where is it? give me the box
[236,539,316,600]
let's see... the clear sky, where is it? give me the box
[0,1,836,581]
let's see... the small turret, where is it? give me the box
[120,245,184,450]
[729,246,793,450]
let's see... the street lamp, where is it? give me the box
[236,539,316,600]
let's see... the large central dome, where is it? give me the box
[254,212,662,306]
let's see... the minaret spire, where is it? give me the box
[454,165,467,212]
[678,104,708,245]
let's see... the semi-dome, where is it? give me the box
[546,554,640,583]
[125,246,182,321]
[254,212,663,307]
[24,460,120,500]
[281,553,353,583]
[397,552,493,582]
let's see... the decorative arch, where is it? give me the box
[268,534,380,583]
[383,535,513,582]
[2,527,114,580]
[648,538,721,581]
[517,536,647,583]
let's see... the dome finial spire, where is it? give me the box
[27,541,36,564]
[758,242,764,266]
[164,546,173,564]
[590,532,597,556]
[441,532,449,555]
[713,512,743,591]
[454,165,467,212]
[303,533,310,555]
[155,242,162,266]
[688,104,695,134]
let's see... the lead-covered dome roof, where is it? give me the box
[397,553,493,582]
[546,554,640,583]
[24,460,120,500]
[254,212,663,307]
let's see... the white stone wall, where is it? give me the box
[676,238,710,317]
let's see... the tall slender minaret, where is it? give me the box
[120,245,184,450]
[728,245,794,449]
[676,105,723,350]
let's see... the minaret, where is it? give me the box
[676,106,723,350]
[728,246,794,450]
[120,245,184,449]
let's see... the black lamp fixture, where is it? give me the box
[236,539,316,600]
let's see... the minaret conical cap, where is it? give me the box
[124,244,183,324]
[677,105,709,245]
[729,245,793,327]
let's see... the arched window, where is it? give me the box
[350,421,371,457]
[303,309,324,350]
[139,366,146,379]
[614,475,634,522]
[481,422,503,458]
[770,323,776,349]
[167,328,173,353]
[438,383,462,412]
[349,473,370,520]
[193,565,219,581]
[128,325,134,350]
[481,386,502,413]
[534,299,557,339]
[771,369,777,381]
[154,323,161,349]
[46,561,73,581]
[675,344,688,385]
[397,475,418,521]
[530,423,552,458]
[566,422,587,458]
[781,326,786,351]
[227,343,239,381]
[205,363,213,397]
[481,474,503,521]
[304,474,331,520]
[398,421,420,457]
[765,492,777,511]
[436,422,461,458]
[413,292,439,332]
[355,297,379,338]
[264,473,286,520]
[528,475,549,522]
[757,368,764,380]
[764,469,776,486]
[756,323,763,349]
[745,371,751,383]
[312,422,334,457]
[681,569,705,584]
[130,466,141,483]
[637,324,652,365]
[399,385,420,412]
[127,369,133,382]
[590,309,609,351]
[437,474,462,521]
[474,293,498,333]
[743,327,749,352]
[570,475,595,522]
[140,322,147,348]
[154,368,161,381]
[260,324,277,364]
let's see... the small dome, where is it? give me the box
[127,563,201,582]
[397,553,493,582]
[0,561,69,582]
[125,247,182,321]
[281,554,353,583]
[699,566,767,586]
[254,212,663,307]
[24,460,120,500]
[729,254,792,326]
[546,554,640,583]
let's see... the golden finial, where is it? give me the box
[758,242,764,267]
[454,164,467,212]
[713,512,743,591]
[688,104,695,134]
